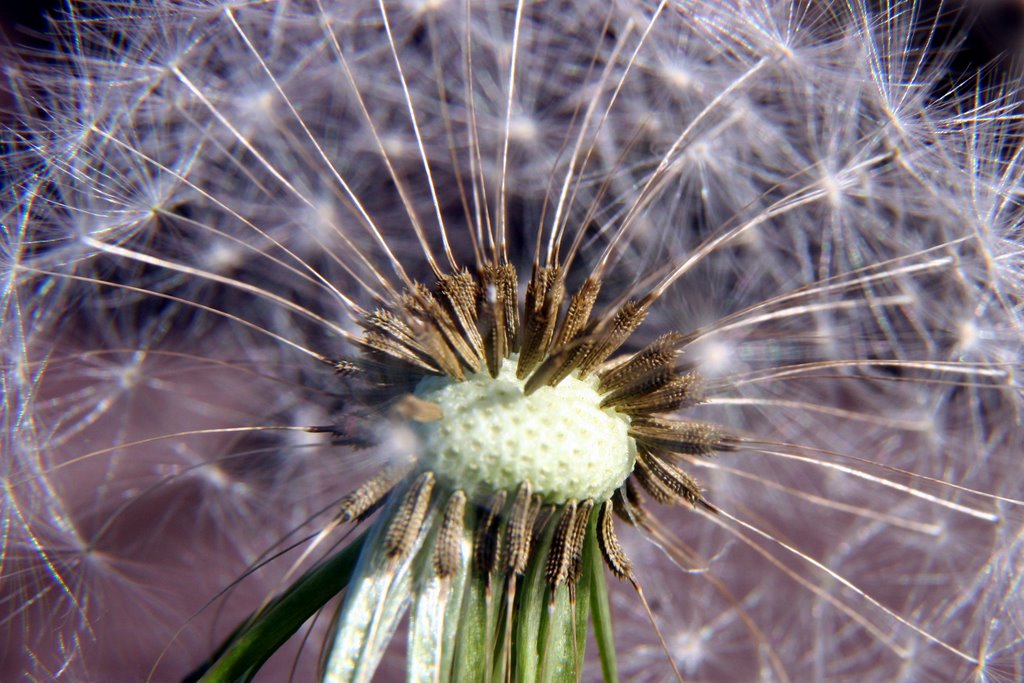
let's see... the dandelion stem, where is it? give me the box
[588,519,619,683]
[194,531,368,683]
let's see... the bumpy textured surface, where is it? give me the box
[416,358,634,502]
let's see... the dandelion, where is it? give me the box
[2,1,1023,682]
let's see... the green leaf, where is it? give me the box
[322,503,435,683]
[514,513,558,683]
[538,511,595,683]
[572,514,596,672]
[408,522,472,682]
[587,524,619,683]
[452,572,489,683]
[196,530,368,683]
[539,584,577,683]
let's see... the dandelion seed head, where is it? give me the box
[4,0,1024,680]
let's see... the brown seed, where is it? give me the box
[597,501,633,581]
[474,490,508,575]
[599,367,674,409]
[632,452,677,505]
[575,298,651,378]
[383,471,436,559]
[437,270,485,361]
[597,332,686,393]
[477,287,504,377]
[528,298,652,392]
[434,491,467,579]
[366,308,419,348]
[545,500,578,588]
[628,416,726,456]
[517,266,565,378]
[505,483,541,575]
[478,264,518,377]
[360,334,435,375]
[566,500,595,587]
[640,449,705,507]
[361,308,441,374]
[336,461,415,523]
[605,373,704,414]
[407,312,466,381]
[522,340,585,395]
[553,275,601,350]
[406,283,481,374]
[499,263,521,353]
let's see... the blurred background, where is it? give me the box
[5,0,1024,91]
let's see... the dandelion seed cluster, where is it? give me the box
[2,1,1024,682]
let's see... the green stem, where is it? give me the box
[194,531,368,683]
[514,514,559,683]
[588,525,619,683]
